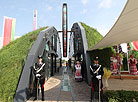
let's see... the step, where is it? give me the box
[121,71,138,75]
[110,74,138,79]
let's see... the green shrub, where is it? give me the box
[89,47,115,69]
[103,90,138,102]
[0,27,47,102]
[131,51,138,59]
[108,98,119,102]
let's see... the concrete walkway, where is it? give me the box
[27,67,91,102]
[104,79,138,91]
[27,68,138,102]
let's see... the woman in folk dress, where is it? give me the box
[116,53,123,75]
[110,54,118,74]
[128,54,138,75]
[75,61,82,81]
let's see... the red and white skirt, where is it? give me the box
[129,65,137,75]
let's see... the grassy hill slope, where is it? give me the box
[80,22,103,49]
[0,27,47,102]
[80,22,115,68]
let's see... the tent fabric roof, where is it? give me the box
[90,0,138,51]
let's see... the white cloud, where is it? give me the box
[81,0,88,5]
[97,27,109,36]
[42,5,53,12]
[98,0,112,8]
[47,6,53,11]
[81,9,87,14]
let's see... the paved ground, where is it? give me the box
[27,67,138,102]
[104,79,138,91]
[27,67,91,102]
[69,73,91,101]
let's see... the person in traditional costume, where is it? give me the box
[128,54,138,75]
[90,57,104,102]
[110,54,118,74]
[75,61,82,81]
[116,53,123,74]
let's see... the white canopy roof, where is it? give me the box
[90,0,138,50]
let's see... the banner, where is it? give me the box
[3,16,16,47]
[129,41,138,51]
[11,19,16,41]
[33,10,37,30]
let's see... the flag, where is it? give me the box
[3,16,16,47]
[129,41,138,51]
[11,19,16,41]
[33,10,37,30]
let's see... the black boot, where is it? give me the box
[41,87,45,101]
[33,89,37,101]
[42,97,45,101]
[33,97,37,101]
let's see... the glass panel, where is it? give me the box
[45,43,50,51]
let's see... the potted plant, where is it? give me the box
[103,68,112,89]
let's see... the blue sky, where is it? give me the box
[0,0,127,53]
[0,0,127,37]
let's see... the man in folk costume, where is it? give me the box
[90,57,104,102]
[110,54,118,74]
[128,54,138,75]
[116,53,123,74]
[33,56,46,101]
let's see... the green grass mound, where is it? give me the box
[80,22,103,49]
[80,22,115,68]
[0,27,47,102]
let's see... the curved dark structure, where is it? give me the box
[69,22,91,85]
[14,23,92,102]
[14,26,61,102]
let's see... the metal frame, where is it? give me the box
[14,26,61,102]
[69,22,91,85]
